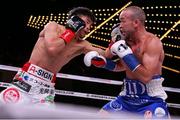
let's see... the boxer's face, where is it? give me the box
[77,15,93,39]
[119,10,136,40]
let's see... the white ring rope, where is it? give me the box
[0,82,180,109]
[0,64,180,93]
[0,82,115,101]
[0,64,180,109]
[0,64,122,85]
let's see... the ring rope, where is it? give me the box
[0,81,180,109]
[0,64,180,93]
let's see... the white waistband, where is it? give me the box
[120,77,167,100]
[146,77,167,100]
[13,69,55,95]
[26,64,54,82]
[15,69,55,88]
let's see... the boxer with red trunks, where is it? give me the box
[0,7,105,106]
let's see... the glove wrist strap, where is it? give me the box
[122,54,140,72]
[104,59,116,71]
[59,29,75,44]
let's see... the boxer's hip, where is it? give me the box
[12,62,56,96]
[120,75,167,100]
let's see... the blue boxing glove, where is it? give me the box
[110,40,140,72]
[84,51,116,71]
[59,16,85,44]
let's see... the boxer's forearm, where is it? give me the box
[132,65,154,84]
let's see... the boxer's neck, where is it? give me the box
[129,29,146,46]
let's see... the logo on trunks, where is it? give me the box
[110,100,122,111]
[28,64,53,81]
[33,79,50,88]
[3,88,20,103]
[40,88,55,95]
[12,79,31,92]
[154,107,166,118]
[14,70,30,81]
[124,80,146,97]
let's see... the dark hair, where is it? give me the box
[67,7,96,23]
[125,6,146,25]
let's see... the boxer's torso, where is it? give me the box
[29,24,87,73]
[124,32,164,80]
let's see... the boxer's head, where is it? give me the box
[68,7,96,23]
[68,7,96,39]
[119,6,146,40]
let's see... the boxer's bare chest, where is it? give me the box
[61,41,85,59]
[130,42,145,62]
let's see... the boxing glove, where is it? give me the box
[111,23,125,42]
[84,51,116,71]
[108,23,125,48]
[110,40,140,72]
[59,16,85,44]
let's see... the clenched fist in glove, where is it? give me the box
[110,40,140,72]
[109,23,125,48]
[111,23,125,43]
[84,51,116,71]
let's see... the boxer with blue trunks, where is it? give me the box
[102,75,169,118]
[84,6,170,119]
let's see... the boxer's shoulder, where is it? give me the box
[44,21,57,28]
[144,34,162,50]
[44,21,65,31]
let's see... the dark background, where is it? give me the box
[0,0,179,117]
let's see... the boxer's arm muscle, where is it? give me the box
[133,38,162,83]
[83,41,105,56]
[44,22,66,56]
